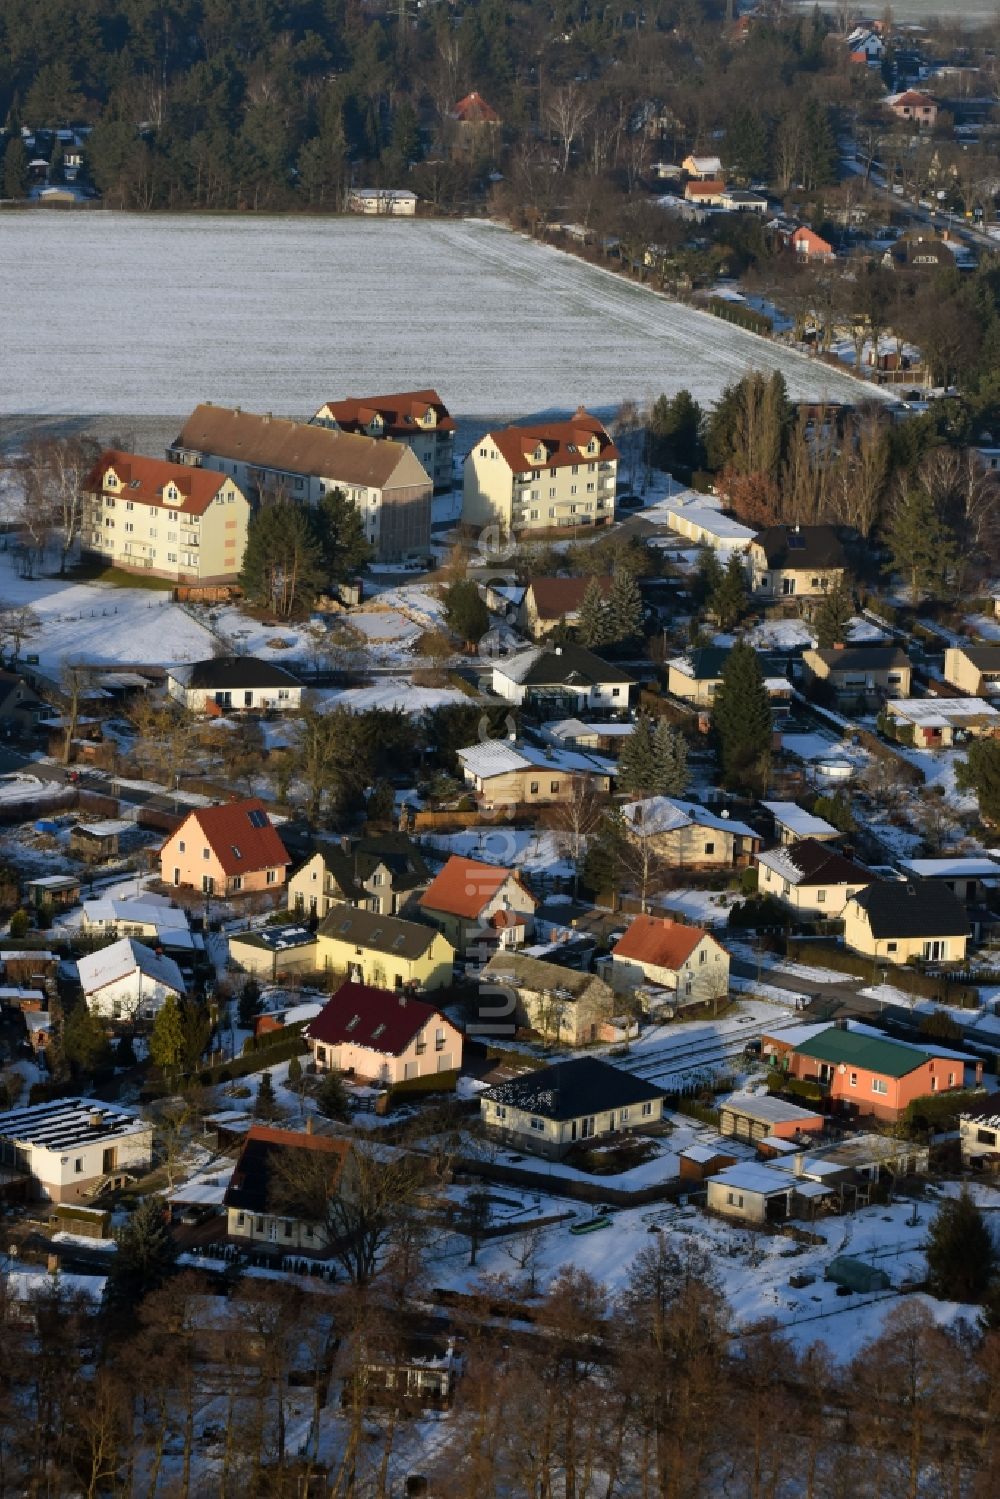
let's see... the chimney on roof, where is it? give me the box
[263,413,272,423]
[47,1253,60,1275]
[305,1115,314,1135]
[833,641,845,651]
[835,1017,849,1030]
[793,1152,806,1178]
[399,994,407,1007]
[89,1109,104,1129]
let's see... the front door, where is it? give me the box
[173,867,180,885]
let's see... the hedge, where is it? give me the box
[901,1087,983,1137]
[198,1032,308,1087]
[706,296,773,336]
[784,939,978,1007]
[768,1070,824,1104]
[387,1068,460,1102]
[241,1018,309,1056]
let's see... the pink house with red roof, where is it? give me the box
[159,798,290,896]
[305,981,463,1085]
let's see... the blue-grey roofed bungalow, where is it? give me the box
[480,1056,666,1160]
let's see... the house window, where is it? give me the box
[255,1216,264,1233]
[530,781,539,794]
[817,890,826,903]
[550,781,560,793]
[849,1072,857,1087]
[619,1108,629,1122]
[872,1078,888,1095]
[641,1102,653,1117]
[549,487,556,498]
[495,1105,506,1120]
[887,942,898,954]
[178,841,185,852]
[931,1076,938,1092]
[236,1212,246,1227]
[74,1157,84,1174]
[611,688,620,698]
[203,848,210,860]
[529,1117,544,1132]
[727,1192,744,1208]
[699,949,706,964]
[704,842,715,856]
[283,1220,293,1238]
[266,869,277,885]
[231,876,243,891]
[948,1072,955,1087]
[978,1128,997,1146]
[570,484,578,495]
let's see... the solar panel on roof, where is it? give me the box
[247,809,268,828]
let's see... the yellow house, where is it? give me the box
[756,839,872,918]
[747,524,845,603]
[842,882,969,966]
[943,645,1000,698]
[462,410,618,536]
[315,906,454,991]
[802,646,912,702]
[82,450,249,584]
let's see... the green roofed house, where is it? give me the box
[784,1023,973,1121]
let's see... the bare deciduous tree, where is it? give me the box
[544,82,593,175]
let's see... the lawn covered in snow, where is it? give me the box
[1,214,877,417]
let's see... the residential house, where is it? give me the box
[306,981,462,1084]
[348,188,417,216]
[756,838,873,917]
[81,894,194,956]
[898,856,1000,905]
[761,801,840,845]
[419,855,538,957]
[619,796,760,870]
[491,643,634,716]
[720,189,768,214]
[842,881,969,965]
[315,906,455,991]
[288,834,429,920]
[667,646,731,708]
[462,409,618,536]
[77,938,185,1024]
[608,914,730,1007]
[224,1125,352,1254]
[788,226,836,262]
[884,696,1000,748]
[683,179,726,206]
[0,670,45,736]
[450,90,502,157]
[887,90,938,127]
[847,26,885,64]
[663,496,756,553]
[82,450,250,584]
[159,798,291,897]
[456,739,612,809]
[718,1093,824,1144]
[544,718,635,756]
[0,1098,153,1203]
[166,656,303,715]
[747,524,846,603]
[479,951,617,1045]
[311,390,455,493]
[354,1333,460,1412]
[943,644,1000,698]
[517,575,613,638]
[228,924,321,980]
[681,153,723,178]
[802,644,912,705]
[784,1025,967,1122]
[480,1056,666,1160]
[959,1094,1000,1168]
[169,405,432,563]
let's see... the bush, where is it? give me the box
[901,1087,983,1137]
[197,1033,307,1087]
[8,909,29,939]
[388,1068,460,1101]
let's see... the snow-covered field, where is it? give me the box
[0,215,876,418]
[317,680,469,715]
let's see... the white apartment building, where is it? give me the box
[463,409,618,535]
[82,450,250,583]
[169,405,433,562]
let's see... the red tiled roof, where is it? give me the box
[170,798,290,877]
[791,227,834,256]
[684,179,725,198]
[306,981,452,1056]
[453,91,501,125]
[420,856,536,920]
[612,914,715,969]
[484,410,618,477]
[315,389,456,437]
[224,1126,350,1214]
[527,576,613,619]
[892,90,935,107]
[84,450,231,517]
[490,909,528,930]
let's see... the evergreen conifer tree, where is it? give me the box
[653,718,689,796]
[316,486,371,583]
[956,739,1000,825]
[887,486,956,602]
[62,1002,111,1077]
[109,1196,177,1303]
[239,499,325,618]
[713,640,772,792]
[255,1069,283,1120]
[617,713,659,796]
[149,993,185,1075]
[693,549,724,610]
[3,138,28,200]
[813,576,854,648]
[709,552,748,631]
[926,1189,996,1302]
[577,577,610,647]
[606,567,643,646]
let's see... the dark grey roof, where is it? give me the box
[684,646,730,680]
[482,1056,664,1120]
[783,839,872,886]
[316,904,439,959]
[181,656,301,690]
[310,834,429,901]
[849,881,969,939]
[753,525,845,571]
[521,645,635,688]
[958,645,1000,670]
[813,646,910,672]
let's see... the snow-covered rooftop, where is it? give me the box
[761,801,839,839]
[900,857,1000,880]
[77,937,185,997]
[621,796,757,840]
[888,697,1000,728]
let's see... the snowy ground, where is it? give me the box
[0,561,216,669]
[417,828,576,879]
[651,886,737,928]
[315,681,469,715]
[0,215,879,418]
